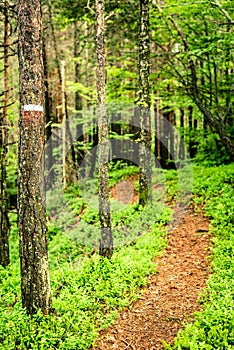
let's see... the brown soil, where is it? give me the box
[109,175,139,205]
[91,179,211,350]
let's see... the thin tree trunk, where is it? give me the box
[169,111,176,169]
[85,22,90,110]
[188,106,197,158]
[154,96,160,166]
[43,33,54,189]
[179,108,185,161]
[139,0,151,206]
[18,0,52,315]
[46,0,62,122]
[74,21,82,113]
[61,60,67,191]
[160,109,170,169]
[74,21,85,177]
[0,0,10,267]
[61,60,76,186]
[96,0,113,258]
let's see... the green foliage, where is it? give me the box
[106,65,137,103]
[6,143,18,200]
[164,169,179,202]
[193,131,231,166]
[168,164,234,349]
[66,80,96,104]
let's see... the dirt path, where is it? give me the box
[92,203,210,349]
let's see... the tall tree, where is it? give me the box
[74,21,85,177]
[96,0,113,258]
[18,0,52,314]
[0,0,10,267]
[138,0,151,206]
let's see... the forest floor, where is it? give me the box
[92,179,211,349]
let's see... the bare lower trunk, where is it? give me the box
[74,21,85,176]
[0,0,10,268]
[0,137,10,267]
[96,0,113,258]
[18,0,52,315]
[139,0,151,206]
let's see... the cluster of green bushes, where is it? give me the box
[166,164,234,349]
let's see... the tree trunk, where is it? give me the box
[61,60,67,191]
[18,0,52,315]
[46,0,62,123]
[85,22,91,110]
[139,0,151,206]
[96,0,113,258]
[154,97,160,165]
[160,109,170,169]
[169,111,176,169]
[179,108,185,161]
[188,106,197,158]
[0,0,10,267]
[43,33,54,189]
[74,21,85,177]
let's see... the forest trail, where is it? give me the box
[92,182,211,349]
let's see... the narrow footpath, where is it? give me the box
[92,202,211,349]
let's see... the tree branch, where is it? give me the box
[86,0,95,15]
[210,0,234,24]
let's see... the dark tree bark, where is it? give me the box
[188,106,197,158]
[0,0,10,267]
[74,21,85,177]
[160,108,170,169]
[169,110,176,168]
[154,98,160,165]
[43,33,55,189]
[18,0,52,314]
[179,108,185,161]
[46,0,62,123]
[85,22,91,110]
[74,21,82,113]
[139,0,151,206]
[96,0,113,258]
